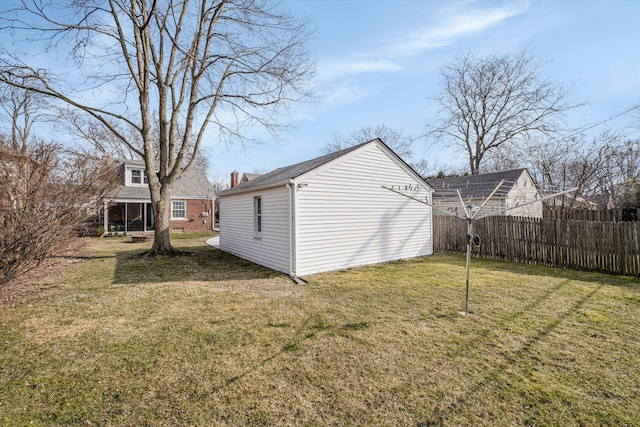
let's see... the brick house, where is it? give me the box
[102,159,215,234]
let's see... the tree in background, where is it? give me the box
[428,50,580,175]
[322,125,414,159]
[0,0,315,255]
[321,124,436,176]
[0,78,49,152]
[596,138,640,208]
[486,130,640,210]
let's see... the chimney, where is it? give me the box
[230,170,239,188]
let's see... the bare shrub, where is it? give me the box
[0,138,118,286]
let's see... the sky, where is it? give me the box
[205,0,640,184]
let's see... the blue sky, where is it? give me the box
[206,0,640,183]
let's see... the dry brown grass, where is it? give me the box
[1,233,639,426]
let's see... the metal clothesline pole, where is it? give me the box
[382,180,578,316]
[464,216,472,315]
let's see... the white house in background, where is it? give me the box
[218,139,433,278]
[426,168,543,218]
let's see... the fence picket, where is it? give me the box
[433,215,640,276]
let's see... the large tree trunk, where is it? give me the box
[149,185,177,256]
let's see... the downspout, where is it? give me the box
[287,180,297,277]
[214,195,218,231]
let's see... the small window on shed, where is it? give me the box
[254,196,262,238]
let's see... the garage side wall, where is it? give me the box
[295,144,432,276]
[219,187,290,274]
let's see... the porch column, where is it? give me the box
[104,200,109,231]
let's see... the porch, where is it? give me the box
[102,201,154,234]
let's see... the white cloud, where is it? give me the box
[322,83,372,107]
[319,58,403,83]
[381,0,530,56]
[311,1,529,115]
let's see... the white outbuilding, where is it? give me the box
[218,139,433,278]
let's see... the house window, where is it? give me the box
[131,169,149,184]
[172,201,186,219]
[254,196,262,237]
[131,169,141,184]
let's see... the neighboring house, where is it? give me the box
[426,168,543,218]
[229,171,262,188]
[102,159,215,234]
[218,139,433,278]
[240,172,261,184]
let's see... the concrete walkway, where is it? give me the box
[205,236,220,249]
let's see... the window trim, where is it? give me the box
[253,196,262,238]
[131,169,142,184]
[171,200,187,220]
[129,168,149,185]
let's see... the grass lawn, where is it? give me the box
[1,233,639,426]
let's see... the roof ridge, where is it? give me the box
[221,139,378,195]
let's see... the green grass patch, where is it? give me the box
[1,236,639,426]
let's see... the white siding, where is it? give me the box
[506,173,543,218]
[219,187,291,274]
[295,144,432,276]
[433,200,506,217]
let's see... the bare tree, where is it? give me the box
[0,136,119,286]
[321,124,438,174]
[322,124,415,158]
[594,138,640,208]
[428,50,581,174]
[0,80,50,153]
[487,130,629,211]
[0,0,315,255]
[57,109,141,160]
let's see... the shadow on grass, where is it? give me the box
[433,254,640,289]
[112,245,282,284]
[418,282,605,427]
[209,313,329,394]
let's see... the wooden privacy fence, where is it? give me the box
[433,216,640,276]
[544,207,640,222]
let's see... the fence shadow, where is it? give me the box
[430,253,640,290]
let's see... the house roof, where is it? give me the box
[240,173,261,182]
[220,141,371,195]
[173,165,214,198]
[426,168,532,201]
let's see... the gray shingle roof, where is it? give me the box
[220,141,372,195]
[173,165,214,198]
[426,169,528,200]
